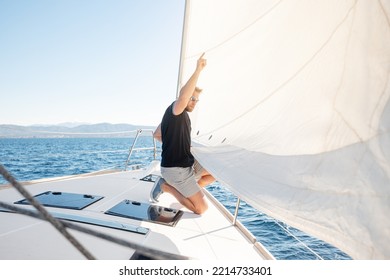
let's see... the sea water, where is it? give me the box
[0,137,350,260]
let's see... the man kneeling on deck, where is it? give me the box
[151,53,215,214]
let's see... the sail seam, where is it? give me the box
[195,0,359,139]
[334,0,390,144]
[379,0,390,28]
[370,69,390,132]
[186,0,284,59]
[327,0,363,148]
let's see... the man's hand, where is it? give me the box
[173,52,207,115]
[196,52,207,72]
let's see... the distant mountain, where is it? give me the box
[50,122,91,128]
[0,123,156,138]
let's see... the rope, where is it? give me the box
[0,201,189,260]
[0,164,189,260]
[0,164,95,259]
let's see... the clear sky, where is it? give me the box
[0,0,185,126]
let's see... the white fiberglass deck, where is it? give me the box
[0,163,272,260]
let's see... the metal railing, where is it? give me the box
[121,129,277,258]
[233,197,241,226]
[125,129,243,227]
[124,129,158,171]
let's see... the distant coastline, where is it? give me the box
[0,123,156,138]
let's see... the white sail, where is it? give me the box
[179,0,390,259]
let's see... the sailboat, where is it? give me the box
[0,132,274,260]
[1,0,389,260]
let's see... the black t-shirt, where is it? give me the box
[160,102,194,168]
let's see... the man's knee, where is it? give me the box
[194,201,208,214]
[188,191,208,214]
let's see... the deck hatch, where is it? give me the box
[14,191,104,210]
[105,200,183,227]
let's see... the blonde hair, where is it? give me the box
[195,87,203,93]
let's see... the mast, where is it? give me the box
[175,0,190,98]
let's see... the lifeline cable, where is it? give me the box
[0,163,95,260]
[0,164,189,260]
[0,200,189,260]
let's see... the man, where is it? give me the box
[151,53,215,214]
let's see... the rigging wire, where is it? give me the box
[0,164,95,260]
[0,201,189,260]
[6,128,156,137]
[192,0,358,139]
[272,219,324,260]
[0,163,189,260]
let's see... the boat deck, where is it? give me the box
[0,162,273,260]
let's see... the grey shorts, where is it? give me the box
[160,160,205,198]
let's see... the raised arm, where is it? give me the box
[173,53,206,115]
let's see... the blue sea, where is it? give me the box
[0,137,350,260]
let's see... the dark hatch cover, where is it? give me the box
[14,191,104,210]
[105,200,183,227]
